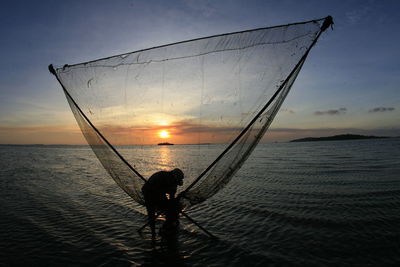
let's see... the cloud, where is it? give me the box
[314,108,346,116]
[269,127,400,135]
[89,120,245,145]
[183,0,216,17]
[3,123,400,145]
[368,107,395,113]
[0,125,80,134]
[280,108,295,114]
[346,5,371,24]
[99,120,242,139]
[0,125,85,145]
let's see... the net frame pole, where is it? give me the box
[180,16,333,197]
[137,212,218,239]
[181,212,217,239]
[49,64,146,183]
[62,17,330,69]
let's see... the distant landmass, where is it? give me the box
[290,134,389,143]
[157,142,174,146]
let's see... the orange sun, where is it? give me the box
[158,130,170,139]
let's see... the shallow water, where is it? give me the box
[1,138,400,266]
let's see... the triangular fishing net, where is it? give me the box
[50,17,332,209]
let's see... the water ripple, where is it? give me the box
[1,139,400,266]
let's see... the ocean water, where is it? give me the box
[1,138,399,266]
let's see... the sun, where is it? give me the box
[158,130,170,139]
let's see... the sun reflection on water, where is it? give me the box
[158,146,173,169]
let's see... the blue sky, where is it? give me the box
[0,0,399,144]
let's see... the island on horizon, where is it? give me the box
[290,134,389,143]
[157,142,174,146]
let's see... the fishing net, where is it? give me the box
[50,17,332,209]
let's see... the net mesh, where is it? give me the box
[52,18,329,209]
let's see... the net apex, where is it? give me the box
[321,16,334,32]
[48,64,56,76]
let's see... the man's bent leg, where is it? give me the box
[146,205,156,239]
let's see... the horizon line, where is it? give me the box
[1,134,398,146]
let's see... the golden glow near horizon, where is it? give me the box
[158,121,169,126]
[158,130,170,139]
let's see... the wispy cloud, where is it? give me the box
[280,108,295,114]
[368,107,395,113]
[2,123,400,145]
[0,125,84,145]
[0,125,80,134]
[314,108,346,116]
[98,120,243,144]
[183,0,216,17]
[346,5,371,24]
[100,121,241,135]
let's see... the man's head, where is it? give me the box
[171,168,184,186]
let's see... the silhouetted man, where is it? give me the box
[142,168,184,238]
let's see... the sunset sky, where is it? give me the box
[0,0,399,144]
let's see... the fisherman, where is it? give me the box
[141,168,184,238]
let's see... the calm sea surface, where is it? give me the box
[1,138,399,266]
